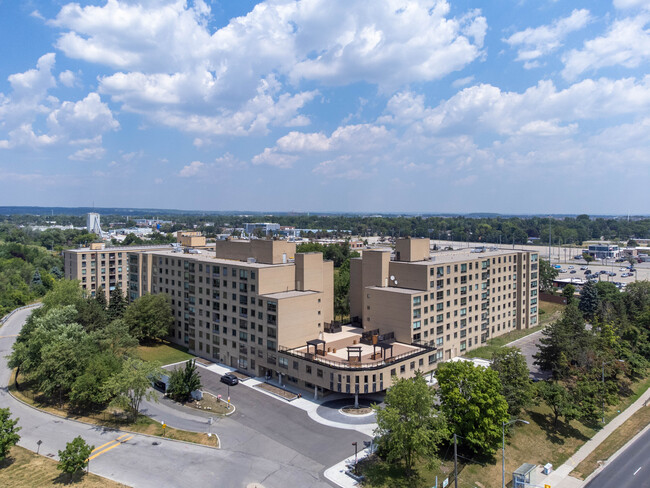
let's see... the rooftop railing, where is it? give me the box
[278,343,435,371]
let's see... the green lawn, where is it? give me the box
[0,445,128,488]
[135,341,195,365]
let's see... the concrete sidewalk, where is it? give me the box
[539,388,650,488]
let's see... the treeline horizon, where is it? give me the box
[3,212,650,247]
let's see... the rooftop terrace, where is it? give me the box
[279,325,433,371]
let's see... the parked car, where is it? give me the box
[570,270,577,274]
[580,266,588,270]
[568,265,574,269]
[220,373,239,386]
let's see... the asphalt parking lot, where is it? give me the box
[553,258,650,288]
[160,365,370,469]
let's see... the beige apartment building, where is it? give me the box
[132,240,335,378]
[129,238,436,400]
[63,242,175,300]
[349,238,539,360]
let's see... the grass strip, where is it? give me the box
[9,374,218,448]
[0,445,129,488]
[572,405,650,480]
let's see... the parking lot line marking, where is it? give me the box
[633,466,642,476]
[0,334,18,339]
[88,435,133,461]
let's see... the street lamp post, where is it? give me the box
[602,360,625,423]
[502,419,530,488]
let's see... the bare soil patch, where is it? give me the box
[255,382,299,400]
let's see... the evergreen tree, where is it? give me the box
[534,303,591,377]
[49,265,63,280]
[107,285,127,321]
[31,269,43,286]
[579,281,600,321]
[561,284,576,305]
[167,360,202,402]
[95,286,108,310]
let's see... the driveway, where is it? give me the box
[506,328,552,381]
[0,307,337,488]
[155,363,371,468]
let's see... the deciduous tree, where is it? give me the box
[123,294,174,343]
[104,358,162,421]
[167,360,202,402]
[436,361,508,455]
[536,381,575,428]
[57,436,93,480]
[490,347,535,416]
[0,408,21,461]
[373,373,448,475]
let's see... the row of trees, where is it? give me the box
[9,280,173,417]
[5,212,650,247]
[375,357,523,475]
[533,280,650,426]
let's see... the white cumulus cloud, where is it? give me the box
[562,14,650,80]
[504,9,591,65]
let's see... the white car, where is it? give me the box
[568,265,574,269]
[619,268,628,271]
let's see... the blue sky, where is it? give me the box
[1,0,649,214]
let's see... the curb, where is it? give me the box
[7,388,221,452]
[0,303,41,327]
[201,390,236,417]
[580,412,650,486]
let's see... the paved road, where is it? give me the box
[152,363,371,467]
[505,328,552,381]
[584,426,650,488]
[0,307,336,488]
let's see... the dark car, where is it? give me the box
[220,373,239,386]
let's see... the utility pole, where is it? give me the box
[453,433,458,488]
[548,216,552,263]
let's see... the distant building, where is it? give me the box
[86,213,102,237]
[176,230,209,248]
[244,222,281,236]
[587,244,620,259]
